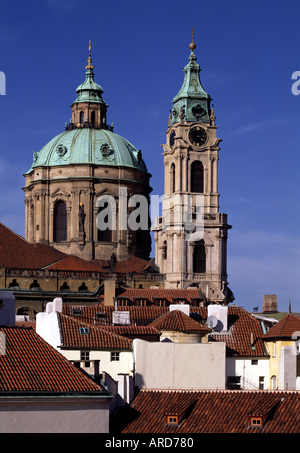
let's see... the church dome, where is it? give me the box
[27,127,148,173]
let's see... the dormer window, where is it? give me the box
[166,415,179,425]
[250,417,262,427]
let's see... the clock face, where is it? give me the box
[188,126,207,147]
[169,130,176,147]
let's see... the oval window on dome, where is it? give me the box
[56,144,67,157]
[100,143,111,157]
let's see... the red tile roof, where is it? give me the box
[149,309,211,333]
[0,326,105,394]
[44,254,155,274]
[117,288,203,303]
[0,223,67,269]
[44,255,102,272]
[100,325,160,338]
[59,314,132,350]
[262,313,300,340]
[112,389,300,433]
[63,305,267,357]
[63,305,168,327]
[0,223,156,275]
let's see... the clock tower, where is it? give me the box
[153,34,234,304]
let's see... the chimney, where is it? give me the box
[207,305,228,331]
[104,280,116,306]
[263,295,278,313]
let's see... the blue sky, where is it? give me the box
[0,0,299,313]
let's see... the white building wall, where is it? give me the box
[0,398,110,433]
[133,339,226,390]
[62,349,134,383]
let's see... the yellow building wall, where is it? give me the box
[265,339,295,389]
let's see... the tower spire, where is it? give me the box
[86,39,94,70]
[189,27,196,51]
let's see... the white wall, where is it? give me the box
[133,339,226,390]
[62,349,134,383]
[0,397,110,433]
[226,357,269,389]
[36,311,61,350]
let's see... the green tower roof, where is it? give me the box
[26,42,148,175]
[169,33,212,125]
[73,41,107,106]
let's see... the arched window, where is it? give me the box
[191,161,204,193]
[271,375,277,390]
[97,203,112,242]
[162,240,167,260]
[193,240,206,273]
[91,110,96,125]
[54,200,67,242]
[80,111,84,123]
[170,163,175,193]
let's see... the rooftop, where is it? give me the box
[59,313,133,350]
[262,313,300,340]
[0,325,107,395]
[148,309,211,333]
[112,388,300,433]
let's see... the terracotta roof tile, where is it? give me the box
[63,305,267,357]
[44,255,102,272]
[0,223,67,269]
[262,314,300,339]
[149,309,210,333]
[118,288,203,303]
[0,326,105,394]
[59,313,132,350]
[112,389,300,433]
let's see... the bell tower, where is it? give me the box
[153,32,234,304]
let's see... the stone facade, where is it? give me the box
[153,39,233,303]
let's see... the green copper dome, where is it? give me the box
[26,42,148,175]
[26,128,148,173]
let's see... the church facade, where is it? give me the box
[153,36,233,303]
[23,42,152,262]
[23,37,233,305]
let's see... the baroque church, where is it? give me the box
[22,37,234,305]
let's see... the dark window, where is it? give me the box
[54,200,67,242]
[191,161,204,193]
[111,352,120,361]
[97,203,112,241]
[193,240,206,273]
[91,110,96,124]
[80,111,84,123]
[170,163,175,193]
[163,240,167,259]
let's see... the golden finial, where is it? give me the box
[189,27,196,51]
[86,39,94,70]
